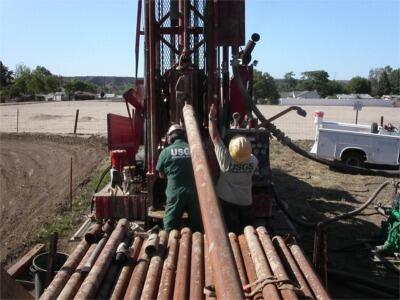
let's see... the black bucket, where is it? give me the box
[31,252,68,298]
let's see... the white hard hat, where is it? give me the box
[167,124,184,136]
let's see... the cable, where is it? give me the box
[90,165,111,213]
[231,60,400,178]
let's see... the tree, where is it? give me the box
[297,70,331,98]
[0,61,14,87]
[377,71,391,96]
[253,70,280,104]
[369,67,383,96]
[283,71,296,91]
[328,80,346,95]
[347,76,371,94]
[388,69,400,94]
[64,79,97,99]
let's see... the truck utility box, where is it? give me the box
[311,120,400,167]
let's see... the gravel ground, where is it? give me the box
[1,101,399,139]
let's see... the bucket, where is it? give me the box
[31,252,68,298]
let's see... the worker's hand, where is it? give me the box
[209,103,217,120]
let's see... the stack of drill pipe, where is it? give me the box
[84,222,103,244]
[109,236,143,300]
[39,239,90,300]
[75,218,129,299]
[43,224,331,300]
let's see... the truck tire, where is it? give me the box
[342,151,365,167]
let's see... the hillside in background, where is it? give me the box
[63,76,140,95]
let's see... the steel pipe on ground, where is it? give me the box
[173,228,192,300]
[110,236,143,300]
[256,227,298,300]
[238,234,262,300]
[272,236,314,299]
[81,234,108,273]
[203,236,215,300]
[190,232,204,300]
[96,262,121,299]
[74,218,130,299]
[39,239,89,300]
[141,231,168,300]
[157,230,180,300]
[85,223,103,244]
[229,233,249,287]
[183,104,244,299]
[289,242,330,300]
[57,244,96,300]
[244,226,280,300]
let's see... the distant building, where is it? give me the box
[336,93,373,100]
[280,90,321,99]
[45,92,67,101]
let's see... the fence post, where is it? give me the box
[70,157,73,211]
[16,109,19,133]
[74,109,79,134]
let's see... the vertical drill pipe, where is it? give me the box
[289,242,330,300]
[228,233,248,287]
[244,226,280,300]
[157,230,180,300]
[203,236,215,300]
[238,234,263,300]
[256,227,298,300]
[182,104,244,299]
[141,231,169,300]
[189,232,204,300]
[110,236,144,300]
[57,244,96,300]
[45,232,58,287]
[180,0,189,53]
[39,239,89,300]
[147,0,157,173]
[74,219,129,299]
[272,236,314,299]
[173,228,192,300]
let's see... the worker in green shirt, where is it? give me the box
[156,124,202,232]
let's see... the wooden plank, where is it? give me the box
[7,244,46,278]
[1,267,34,299]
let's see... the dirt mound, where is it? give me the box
[0,133,107,263]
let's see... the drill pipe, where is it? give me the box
[203,236,215,300]
[238,234,263,300]
[144,233,159,257]
[157,230,180,300]
[81,232,108,273]
[124,245,150,299]
[244,226,280,300]
[183,104,244,299]
[95,262,121,299]
[57,244,96,300]
[256,227,298,300]
[109,236,144,300]
[85,223,103,244]
[173,228,192,300]
[229,233,249,287]
[39,239,89,300]
[289,242,330,300]
[272,236,314,299]
[141,231,169,300]
[74,218,129,299]
[189,232,204,300]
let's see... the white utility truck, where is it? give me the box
[310,111,400,168]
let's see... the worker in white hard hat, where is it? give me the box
[156,124,202,232]
[208,104,258,234]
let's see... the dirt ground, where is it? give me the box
[0,133,107,264]
[270,140,399,298]
[1,101,399,139]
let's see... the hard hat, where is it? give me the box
[167,124,184,136]
[228,135,252,164]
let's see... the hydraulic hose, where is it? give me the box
[231,60,400,178]
[90,165,111,213]
[272,180,393,228]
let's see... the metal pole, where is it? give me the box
[355,109,358,124]
[45,232,58,287]
[74,109,79,134]
[182,104,244,299]
[69,157,73,211]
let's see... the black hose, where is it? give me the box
[90,165,111,213]
[231,61,400,178]
[272,180,392,228]
[328,269,399,297]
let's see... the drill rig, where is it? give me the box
[94,0,275,227]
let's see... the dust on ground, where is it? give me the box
[0,133,107,264]
[270,140,399,298]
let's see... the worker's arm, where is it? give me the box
[208,103,220,145]
[158,171,166,179]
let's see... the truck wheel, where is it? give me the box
[342,151,365,168]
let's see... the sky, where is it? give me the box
[1,0,399,80]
